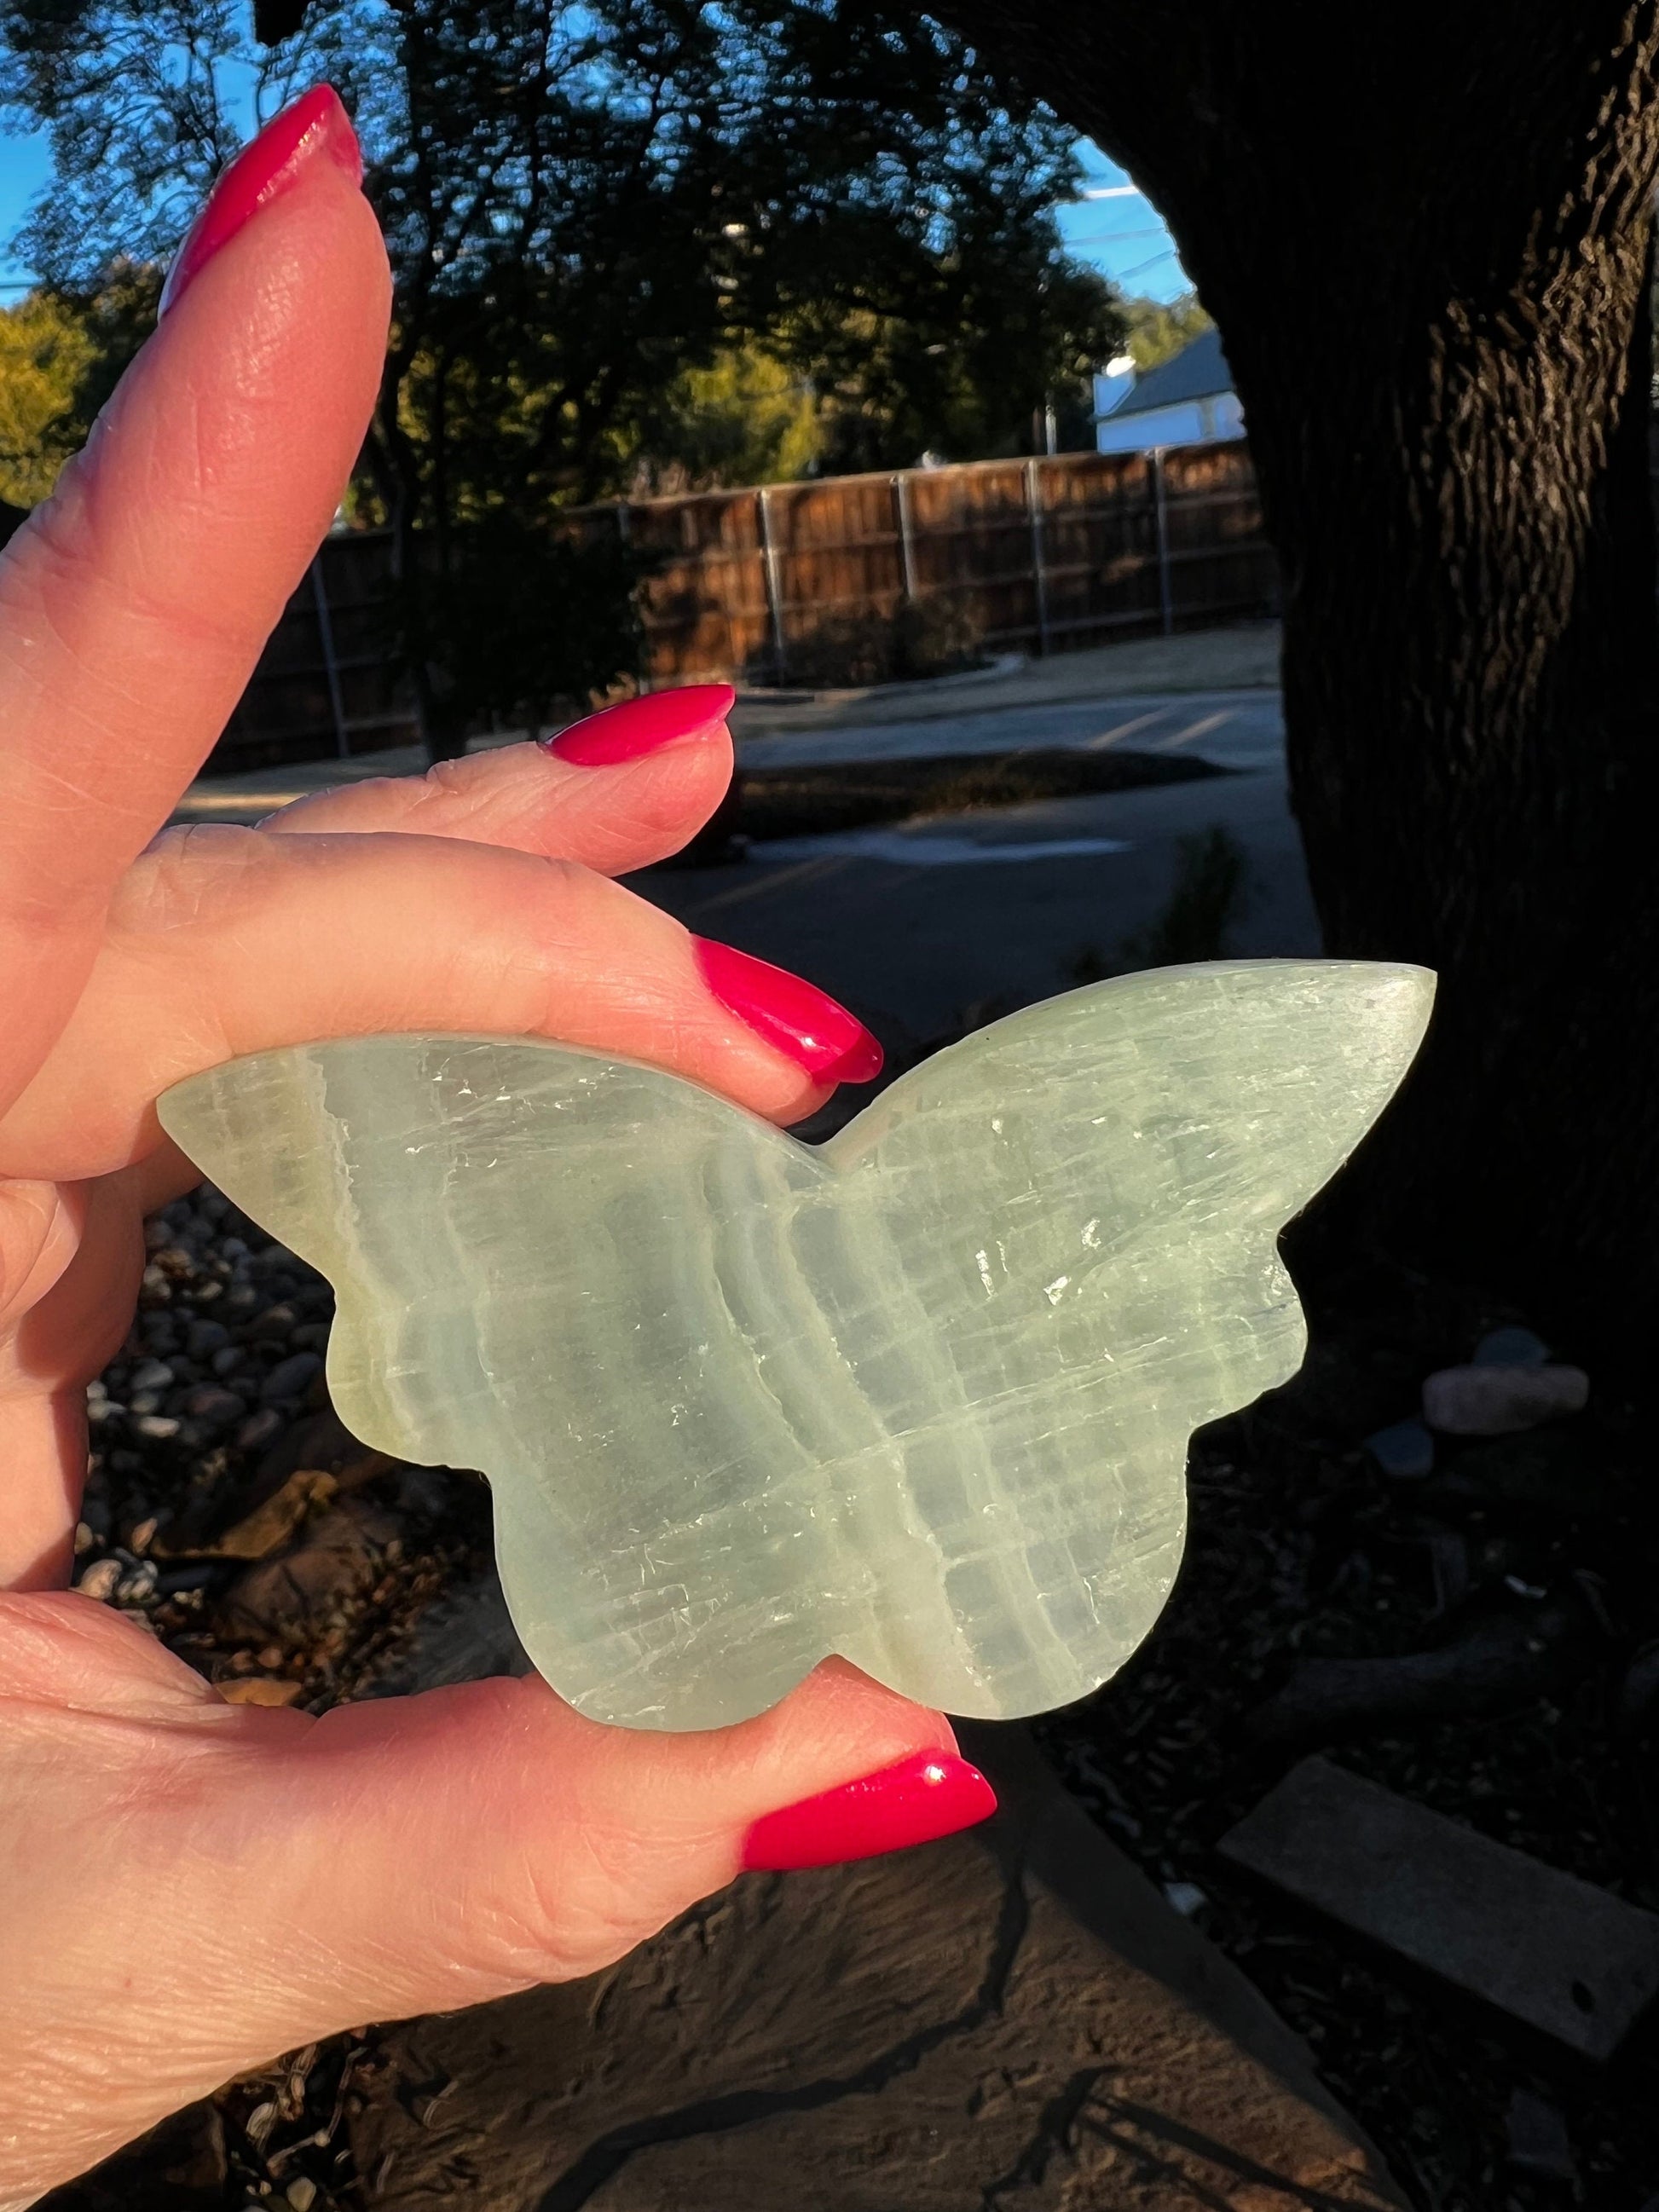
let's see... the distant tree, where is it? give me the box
[0,288,91,507]
[1120,292,1213,373]
[419,514,649,744]
[0,261,160,508]
[775,252,1120,473]
[1,0,1115,748]
[625,347,823,497]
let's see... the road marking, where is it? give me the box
[1079,710,1160,750]
[1151,710,1229,751]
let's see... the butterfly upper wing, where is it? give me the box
[158,961,1431,1732]
[815,959,1434,1717]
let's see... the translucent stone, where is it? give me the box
[158,959,1432,1730]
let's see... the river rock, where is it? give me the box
[1472,1325,1550,1367]
[260,1352,323,1405]
[1363,1418,1434,1478]
[1421,1363,1588,1435]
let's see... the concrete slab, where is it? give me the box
[1219,1758,1659,2060]
[727,622,1283,739]
[631,771,1316,1041]
[735,688,1285,772]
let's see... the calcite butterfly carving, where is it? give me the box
[159,959,1432,1730]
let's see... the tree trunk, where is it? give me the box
[940,2,1659,1360]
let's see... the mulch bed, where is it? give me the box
[43,1072,1659,2210]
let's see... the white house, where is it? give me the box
[1093,326,1243,455]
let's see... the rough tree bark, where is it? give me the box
[939,2,1659,1360]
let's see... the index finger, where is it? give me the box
[0,87,389,1114]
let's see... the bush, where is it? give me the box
[766,594,985,689]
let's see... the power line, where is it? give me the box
[1119,248,1182,280]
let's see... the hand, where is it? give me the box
[0,88,992,2205]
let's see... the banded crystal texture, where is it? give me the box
[159,960,1432,1730]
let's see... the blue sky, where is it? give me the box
[1055,146,1190,304]
[0,124,1189,303]
[0,130,50,295]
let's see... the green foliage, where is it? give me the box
[417,514,649,742]
[1121,292,1214,373]
[0,261,159,508]
[0,287,91,506]
[0,0,1124,737]
[1124,825,1247,966]
[624,347,823,497]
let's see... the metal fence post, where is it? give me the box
[1025,457,1051,656]
[310,551,350,758]
[893,472,918,603]
[1151,447,1174,637]
[757,485,788,683]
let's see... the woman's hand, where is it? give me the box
[0,88,991,2205]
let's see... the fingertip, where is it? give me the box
[545,684,737,767]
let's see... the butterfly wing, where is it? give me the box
[159,1034,872,1729]
[158,961,1430,1732]
[816,959,1434,1717]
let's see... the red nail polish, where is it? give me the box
[159,85,363,318]
[695,938,883,1085]
[546,684,736,766]
[742,1751,997,1872]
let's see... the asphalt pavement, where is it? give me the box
[171,633,1314,1047]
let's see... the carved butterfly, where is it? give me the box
[159,959,1432,1731]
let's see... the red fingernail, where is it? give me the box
[695,938,883,1084]
[742,1751,997,1872]
[546,684,736,766]
[159,85,363,318]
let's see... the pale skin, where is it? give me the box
[0,149,951,2202]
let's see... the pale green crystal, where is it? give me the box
[158,960,1432,1730]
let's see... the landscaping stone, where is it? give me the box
[347,1724,1405,2210]
[215,1497,405,1648]
[1421,1362,1588,1435]
[1473,1325,1550,1368]
[260,1351,323,1404]
[1218,1757,1659,2059]
[1363,1418,1434,1479]
[1505,2090,1575,2182]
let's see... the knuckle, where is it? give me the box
[477,1818,704,1984]
[116,823,267,934]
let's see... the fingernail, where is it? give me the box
[695,938,884,1084]
[545,684,736,766]
[742,1751,997,1872]
[159,84,363,318]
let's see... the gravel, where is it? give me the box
[61,1182,1659,2210]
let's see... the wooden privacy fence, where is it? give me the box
[623,439,1275,684]
[217,437,1275,770]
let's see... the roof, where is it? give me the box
[1113,325,1234,417]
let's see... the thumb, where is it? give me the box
[8,1621,994,2192]
[263,1662,992,2021]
